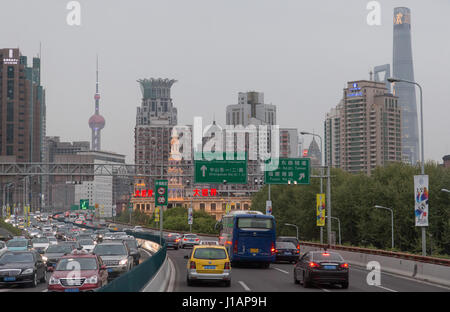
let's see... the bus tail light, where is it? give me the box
[190,261,196,269]
[270,242,276,255]
[233,241,238,254]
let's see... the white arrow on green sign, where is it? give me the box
[264,158,310,185]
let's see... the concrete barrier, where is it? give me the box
[141,255,175,292]
[301,245,450,288]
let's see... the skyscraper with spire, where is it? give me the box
[88,57,105,151]
[393,7,419,164]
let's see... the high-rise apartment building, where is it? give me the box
[279,128,299,158]
[393,7,419,165]
[325,80,402,175]
[0,48,46,210]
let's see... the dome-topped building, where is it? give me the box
[89,57,105,150]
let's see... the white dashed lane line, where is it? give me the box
[273,267,289,274]
[238,281,251,291]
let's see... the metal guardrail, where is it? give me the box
[300,241,450,267]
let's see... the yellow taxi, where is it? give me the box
[184,245,231,287]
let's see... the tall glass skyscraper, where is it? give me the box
[393,7,419,164]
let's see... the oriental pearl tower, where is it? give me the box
[88,57,105,151]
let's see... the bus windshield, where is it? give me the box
[237,218,273,230]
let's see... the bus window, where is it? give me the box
[237,218,273,230]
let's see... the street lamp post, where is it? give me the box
[388,77,425,255]
[300,131,325,244]
[284,223,299,241]
[374,205,394,249]
[326,216,341,245]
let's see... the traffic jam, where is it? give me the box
[0,210,351,291]
[0,211,145,292]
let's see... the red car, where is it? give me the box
[47,250,108,292]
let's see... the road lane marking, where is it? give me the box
[42,289,48,292]
[320,288,331,292]
[167,257,176,292]
[273,267,289,274]
[375,285,397,292]
[238,281,251,291]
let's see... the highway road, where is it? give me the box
[0,248,152,293]
[168,238,449,292]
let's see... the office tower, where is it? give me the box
[0,48,46,210]
[135,78,179,191]
[226,91,276,126]
[374,64,391,92]
[279,128,299,158]
[324,101,343,168]
[393,7,419,164]
[325,80,402,175]
[88,58,105,151]
[308,137,322,166]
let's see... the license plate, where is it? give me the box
[284,252,292,255]
[250,248,259,253]
[64,288,79,292]
[204,265,216,270]
[107,268,113,273]
[4,277,16,282]
[324,265,336,270]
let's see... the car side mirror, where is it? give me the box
[184,255,189,259]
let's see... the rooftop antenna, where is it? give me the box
[369,69,373,81]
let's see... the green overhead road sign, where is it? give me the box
[265,158,310,185]
[155,180,168,206]
[80,199,89,210]
[194,152,247,184]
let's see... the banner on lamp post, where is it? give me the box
[414,175,429,226]
[316,194,326,227]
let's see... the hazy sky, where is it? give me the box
[1,0,449,164]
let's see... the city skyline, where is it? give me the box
[0,0,448,164]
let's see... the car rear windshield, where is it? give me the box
[32,238,49,243]
[184,235,197,238]
[56,258,98,271]
[312,252,344,261]
[194,248,227,260]
[6,240,28,247]
[94,244,127,256]
[276,242,296,249]
[237,218,273,230]
[79,239,94,245]
[46,245,73,253]
[0,253,34,263]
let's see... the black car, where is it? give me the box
[0,251,47,287]
[42,244,74,271]
[58,241,81,252]
[275,242,299,263]
[122,238,141,265]
[277,236,300,250]
[293,251,349,289]
[165,233,181,250]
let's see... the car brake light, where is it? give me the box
[184,238,187,241]
[190,261,196,269]
[322,252,330,256]
[340,263,349,269]
[224,262,230,270]
[297,244,300,251]
[309,262,320,268]
[270,242,276,255]
[233,241,238,254]
[175,239,179,242]
[195,238,199,241]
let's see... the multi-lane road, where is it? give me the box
[167,237,449,293]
